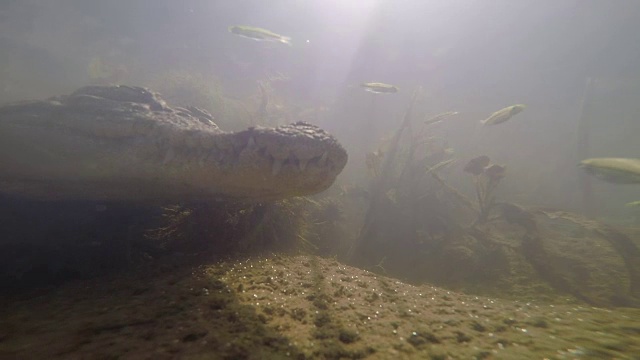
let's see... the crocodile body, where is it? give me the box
[0,85,347,202]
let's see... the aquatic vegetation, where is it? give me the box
[480,104,526,126]
[228,25,292,45]
[146,199,313,254]
[365,150,384,177]
[351,89,471,273]
[343,88,639,307]
[146,196,347,256]
[462,155,490,176]
[463,156,506,225]
[309,198,345,226]
[307,198,350,256]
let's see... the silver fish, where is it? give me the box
[229,25,292,45]
[481,104,526,126]
[360,82,399,94]
[579,158,640,184]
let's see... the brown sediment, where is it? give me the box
[1,254,639,359]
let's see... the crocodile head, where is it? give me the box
[0,86,348,202]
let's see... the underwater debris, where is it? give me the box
[481,104,526,126]
[228,25,292,45]
[360,82,399,94]
[578,157,640,184]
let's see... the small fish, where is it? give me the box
[579,158,640,184]
[360,82,399,94]
[228,25,292,45]
[424,111,459,126]
[481,104,526,126]
[625,201,640,208]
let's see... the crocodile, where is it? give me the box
[0,85,348,202]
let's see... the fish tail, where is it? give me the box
[279,36,292,46]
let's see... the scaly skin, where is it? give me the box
[0,85,347,202]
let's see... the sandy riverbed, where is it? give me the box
[1,254,639,359]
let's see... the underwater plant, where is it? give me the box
[351,89,471,271]
[145,199,316,254]
[463,155,506,225]
[340,86,639,307]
